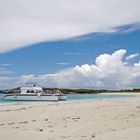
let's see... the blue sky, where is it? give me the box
[1,27,140,75]
[0,0,140,89]
[0,26,140,89]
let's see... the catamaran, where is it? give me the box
[2,85,67,101]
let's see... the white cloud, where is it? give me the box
[55,62,69,65]
[0,64,13,67]
[0,68,13,75]
[1,0,140,52]
[18,49,140,89]
[0,77,16,89]
[0,64,14,75]
[126,53,139,60]
[63,52,83,55]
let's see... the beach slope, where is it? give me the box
[0,96,140,140]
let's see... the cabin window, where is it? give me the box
[26,90,35,93]
[31,90,34,93]
[26,90,30,93]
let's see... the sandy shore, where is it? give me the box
[0,95,140,140]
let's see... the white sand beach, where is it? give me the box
[0,94,140,140]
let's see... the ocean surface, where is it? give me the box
[0,93,136,105]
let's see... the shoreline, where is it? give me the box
[0,92,138,106]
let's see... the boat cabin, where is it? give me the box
[20,86,44,94]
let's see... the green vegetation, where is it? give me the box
[118,89,140,93]
[47,88,140,94]
[43,88,140,94]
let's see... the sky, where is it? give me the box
[0,0,140,89]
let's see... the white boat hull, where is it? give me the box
[58,95,67,101]
[3,94,58,101]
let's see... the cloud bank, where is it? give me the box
[1,0,140,52]
[18,49,140,89]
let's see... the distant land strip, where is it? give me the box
[0,87,140,94]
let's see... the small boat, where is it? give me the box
[2,85,67,101]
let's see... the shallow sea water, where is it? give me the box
[0,93,136,105]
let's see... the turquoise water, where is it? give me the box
[67,93,135,100]
[0,93,136,105]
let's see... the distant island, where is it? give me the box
[0,87,140,94]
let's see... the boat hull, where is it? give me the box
[58,95,67,101]
[3,94,58,101]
